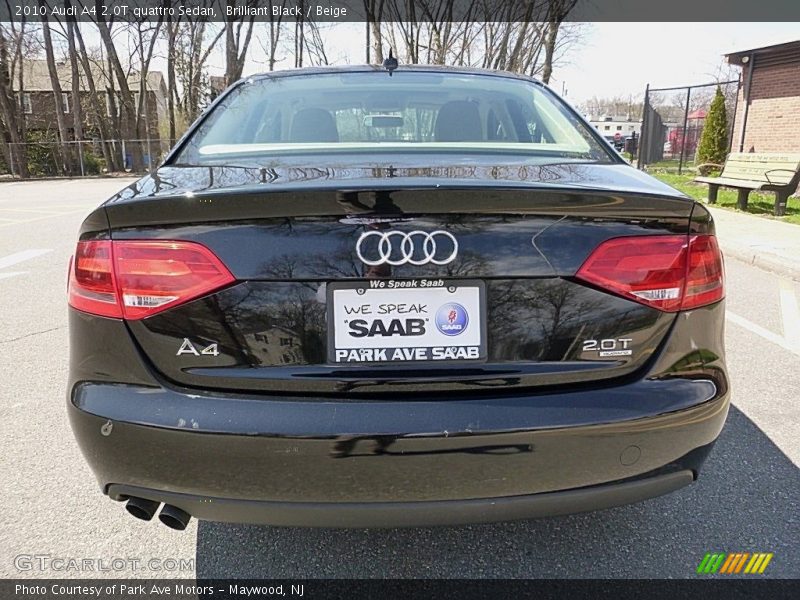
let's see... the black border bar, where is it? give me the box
[3,579,799,600]
[2,1,800,22]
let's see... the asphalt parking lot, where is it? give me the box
[0,178,797,579]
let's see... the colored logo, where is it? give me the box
[435,303,468,336]
[696,552,773,575]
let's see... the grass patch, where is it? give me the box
[647,156,695,175]
[651,172,800,226]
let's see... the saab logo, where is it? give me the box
[435,303,468,336]
[348,318,426,338]
[696,552,774,575]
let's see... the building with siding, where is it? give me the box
[12,59,168,142]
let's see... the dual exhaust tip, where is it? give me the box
[125,497,191,531]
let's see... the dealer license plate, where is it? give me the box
[327,279,486,364]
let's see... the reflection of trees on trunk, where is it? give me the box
[487,279,659,361]
[216,284,326,366]
[442,252,488,278]
[534,283,596,358]
[487,280,641,361]
[307,247,366,279]
[209,288,261,365]
[275,288,327,365]
[103,163,611,206]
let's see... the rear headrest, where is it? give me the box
[289,108,339,143]
[434,101,482,142]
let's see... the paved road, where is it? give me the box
[0,179,797,579]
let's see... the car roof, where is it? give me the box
[246,64,544,87]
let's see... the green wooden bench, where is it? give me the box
[694,152,800,216]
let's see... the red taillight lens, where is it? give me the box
[576,234,724,312]
[682,235,725,310]
[69,241,122,318]
[68,240,235,320]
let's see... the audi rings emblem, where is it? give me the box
[356,230,459,266]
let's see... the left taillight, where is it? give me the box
[68,240,235,320]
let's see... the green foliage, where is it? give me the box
[81,149,104,175]
[696,87,729,166]
[653,172,800,225]
[25,130,61,177]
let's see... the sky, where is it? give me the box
[82,21,799,110]
[195,22,798,108]
[549,23,800,106]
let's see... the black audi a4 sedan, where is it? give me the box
[68,65,728,530]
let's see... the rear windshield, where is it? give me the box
[174,70,613,165]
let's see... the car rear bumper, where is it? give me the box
[107,470,695,528]
[69,376,729,527]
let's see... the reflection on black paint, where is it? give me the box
[130,278,673,394]
[329,435,533,459]
[110,162,692,395]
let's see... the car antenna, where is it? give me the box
[382,49,398,76]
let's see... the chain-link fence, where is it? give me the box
[1,138,168,178]
[637,80,739,174]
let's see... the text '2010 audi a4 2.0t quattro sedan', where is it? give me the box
[67,65,728,530]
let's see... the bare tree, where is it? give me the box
[302,21,331,66]
[71,23,119,171]
[540,0,579,84]
[95,14,142,169]
[39,2,71,174]
[363,0,386,63]
[166,16,178,145]
[94,8,164,171]
[293,2,306,68]
[133,18,164,169]
[256,1,287,71]
[0,13,32,176]
[224,0,255,84]
[65,12,83,145]
[168,20,223,137]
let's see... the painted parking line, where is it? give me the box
[726,311,800,357]
[0,249,53,281]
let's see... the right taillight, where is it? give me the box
[682,235,725,310]
[576,234,724,312]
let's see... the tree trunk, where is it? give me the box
[72,23,117,171]
[0,27,28,176]
[134,21,163,171]
[167,20,177,146]
[40,9,72,174]
[225,2,255,84]
[363,0,384,62]
[95,14,141,170]
[66,18,83,143]
[541,20,559,84]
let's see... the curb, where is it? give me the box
[719,242,800,282]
